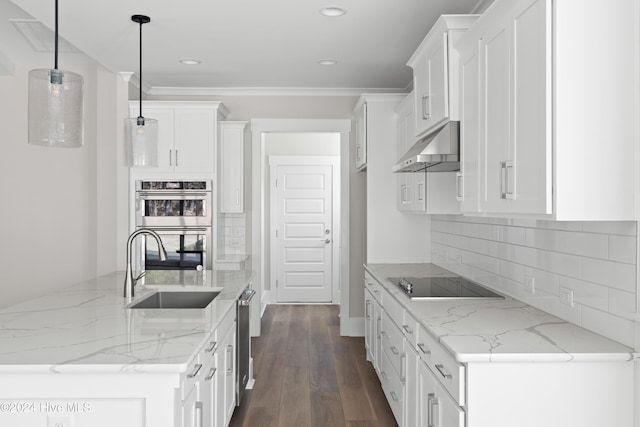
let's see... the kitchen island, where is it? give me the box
[0,269,254,427]
[365,263,637,427]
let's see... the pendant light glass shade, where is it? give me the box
[27,0,84,148]
[125,14,158,167]
[124,116,158,167]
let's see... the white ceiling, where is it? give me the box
[5,0,487,93]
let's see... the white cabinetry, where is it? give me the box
[354,100,367,170]
[218,121,247,213]
[407,15,478,139]
[364,273,382,372]
[129,101,229,174]
[395,92,460,215]
[180,306,236,427]
[364,269,634,427]
[458,0,638,220]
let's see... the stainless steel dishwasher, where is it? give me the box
[236,286,255,406]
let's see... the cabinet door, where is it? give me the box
[200,354,218,427]
[182,384,197,427]
[395,96,417,212]
[355,102,367,170]
[364,289,375,362]
[417,361,464,427]
[131,107,175,172]
[414,34,449,138]
[459,36,481,213]
[223,323,237,425]
[482,20,511,213]
[219,123,245,213]
[174,108,216,173]
[508,0,551,214]
[404,344,418,427]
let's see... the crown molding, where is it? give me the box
[146,85,409,97]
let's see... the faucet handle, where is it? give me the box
[133,271,146,285]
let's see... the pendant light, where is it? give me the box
[27,0,84,147]
[124,14,158,167]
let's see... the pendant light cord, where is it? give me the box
[138,18,143,120]
[54,0,58,70]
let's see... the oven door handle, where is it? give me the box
[137,192,209,199]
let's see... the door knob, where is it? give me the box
[325,229,331,234]
[325,239,331,244]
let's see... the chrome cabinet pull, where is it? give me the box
[169,149,172,166]
[427,394,438,427]
[400,353,406,384]
[188,363,203,378]
[456,172,463,201]
[376,318,382,339]
[226,345,233,375]
[417,343,431,355]
[435,363,452,380]
[500,161,507,199]
[505,160,514,199]
[380,371,388,381]
[195,401,203,427]
[402,325,413,335]
[390,391,400,402]
[417,181,425,202]
[176,149,179,167]
[422,93,431,119]
[205,341,217,353]
[365,301,371,320]
[205,367,217,381]
[390,346,400,356]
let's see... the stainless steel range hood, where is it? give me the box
[393,121,460,173]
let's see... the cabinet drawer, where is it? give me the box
[364,273,382,303]
[381,312,404,378]
[380,288,404,330]
[379,349,404,426]
[402,310,418,348]
[416,324,466,406]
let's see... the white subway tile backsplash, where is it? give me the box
[581,305,635,348]
[558,276,608,311]
[582,221,637,236]
[608,235,636,264]
[608,288,637,316]
[581,258,636,293]
[431,215,639,348]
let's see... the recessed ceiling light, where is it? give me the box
[319,6,347,17]
[179,59,201,65]
[318,59,338,66]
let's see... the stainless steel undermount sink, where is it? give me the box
[128,291,220,309]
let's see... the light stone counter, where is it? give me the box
[0,269,254,373]
[365,263,636,363]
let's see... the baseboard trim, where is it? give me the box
[340,316,365,337]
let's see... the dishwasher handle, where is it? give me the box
[239,289,256,306]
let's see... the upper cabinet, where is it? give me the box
[457,0,638,220]
[218,121,247,213]
[407,15,479,139]
[354,99,368,171]
[128,101,229,174]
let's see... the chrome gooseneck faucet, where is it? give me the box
[124,228,168,298]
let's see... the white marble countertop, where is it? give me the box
[0,269,254,374]
[365,263,636,363]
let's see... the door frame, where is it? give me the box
[269,155,341,304]
[250,119,352,337]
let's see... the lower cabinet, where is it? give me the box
[363,272,635,427]
[180,308,237,427]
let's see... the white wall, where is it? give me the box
[0,62,112,308]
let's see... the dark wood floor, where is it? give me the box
[229,305,397,427]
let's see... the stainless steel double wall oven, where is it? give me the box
[135,180,213,271]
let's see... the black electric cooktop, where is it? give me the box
[387,276,504,300]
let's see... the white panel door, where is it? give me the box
[274,164,333,303]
